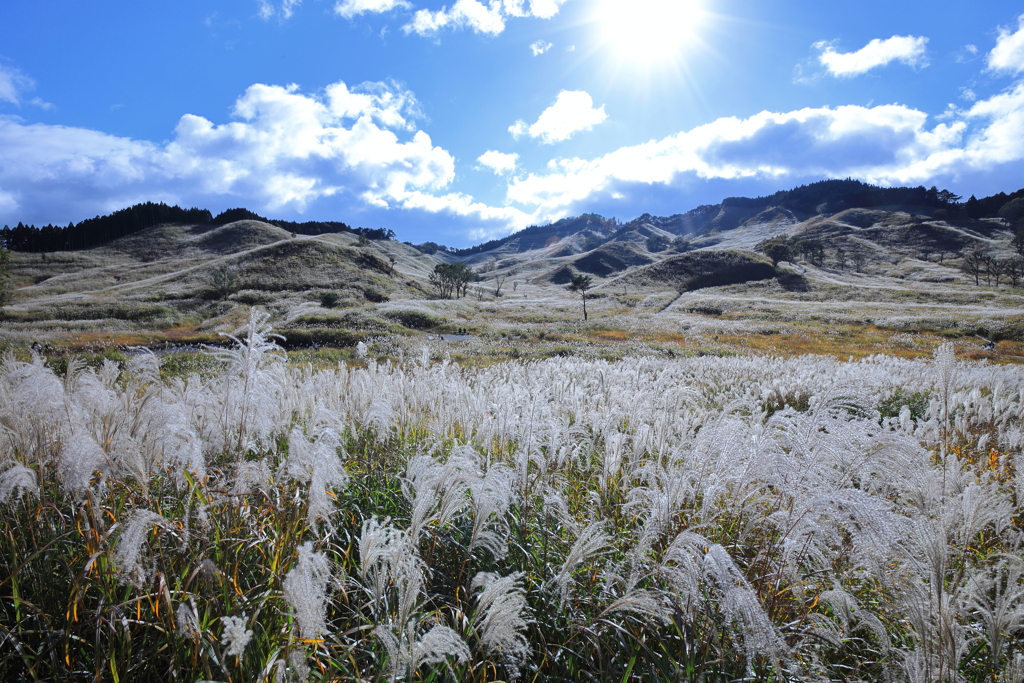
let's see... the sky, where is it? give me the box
[1,1,1023,247]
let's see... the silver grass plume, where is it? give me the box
[374,622,470,683]
[210,307,286,455]
[961,555,1024,677]
[0,463,38,503]
[114,510,171,588]
[471,571,531,678]
[703,544,786,670]
[359,517,423,628]
[59,431,107,493]
[272,650,311,683]
[469,461,515,560]
[403,451,477,544]
[230,457,272,497]
[411,623,470,674]
[1004,653,1024,683]
[282,427,349,523]
[282,541,332,640]
[220,615,253,658]
[552,520,609,602]
[176,602,201,642]
[660,531,710,616]
[812,585,890,652]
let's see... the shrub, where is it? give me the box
[382,309,441,329]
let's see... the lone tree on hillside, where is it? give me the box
[428,262,475,299]
[568,274,593,321]
[760,238,793,267]
[210,265,238,300]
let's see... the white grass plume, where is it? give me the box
[471,571,531,677]
[176,602,201,642]
[282,427,348,523]
[359,517,423,628]
[0,463,37,503]
[282,541,332,640]
[220,615,253,658]
[552,520,609,601]
[114,510,171,587]
[962,555,1024,676]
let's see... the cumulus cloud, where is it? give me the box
[503,0,568,19]
[530,40,552,56]
[503,86,1024,215]
[404,0,505,35]
[988,14,1024,74]
[816,35,929,77]
[403,0,567,36]
[477,150,518,173]
[335,0,412,18]
[509,90,607,144]
[0,80,477,226]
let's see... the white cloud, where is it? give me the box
[966,44,979,55]
[257,0,302,20]
[477,150,518,173]
[0,80,466,224]
[335,0,412,18]
[502,0,568,19]
[988,14,1024,74]
[509,90,607,144]
[403,0,567,36]
[0,64,51,109]
[502,88,1024,214]
[816,35,929,77]
[324,80,422,129]
[530,40,552,56]
[0,65,31,105]
[404,0,505,36]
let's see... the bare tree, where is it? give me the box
[851,251,867,272]
[834,245,847,270]
[991,258,1009,287]
[493,273,508,297]
[960,249,987,286]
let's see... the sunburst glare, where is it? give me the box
[593,0,709,68]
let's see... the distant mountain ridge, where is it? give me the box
[2,179,1022,255]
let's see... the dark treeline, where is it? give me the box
[719,179,967,214]
[210,208,396,241]
[0,204,395,253]
[1,203,213,253]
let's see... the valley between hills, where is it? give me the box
[3,180,1024,367]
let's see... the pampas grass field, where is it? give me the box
[2,308,1024,682]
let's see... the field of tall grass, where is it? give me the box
[2,308,1023,682]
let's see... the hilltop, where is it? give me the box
[3,179,1024,363]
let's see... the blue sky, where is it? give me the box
[1,1,1023,246]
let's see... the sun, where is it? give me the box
[593,0,708,67]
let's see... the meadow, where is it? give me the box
[2,308,1023,682]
